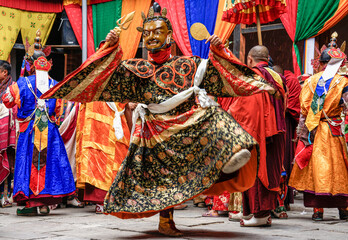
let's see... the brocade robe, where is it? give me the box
[290,72,348,208]
[3,75,75,206]
[42,43,273,218]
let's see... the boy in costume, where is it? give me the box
[2,30,75,216]
[42,3,277,236]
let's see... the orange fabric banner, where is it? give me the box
[316,0,348,36]
[214,0,236,43]
[119,0,152,60]
[76,102,130,191]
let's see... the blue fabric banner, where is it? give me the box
[184,0,219,58]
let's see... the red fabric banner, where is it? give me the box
[0,0,63,13]
[222,0,287,25]
[29,164,46,196]
[279,0,297,40]
[156,0,193,56]
[64,4,95,57]
[279,0,301,76]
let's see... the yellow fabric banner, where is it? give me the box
[0,6,56,61]
[19,11,56,46]
[0,7,21,60]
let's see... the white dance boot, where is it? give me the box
[240,215,272,227]
[222,149,251,174]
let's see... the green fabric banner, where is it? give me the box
[92,0,122,50]
[293,43,302,73]
[294,0,339,73]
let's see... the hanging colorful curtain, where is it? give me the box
[156,0,193,56]
[63,0,112,5]
[20,12,56,45]
[0,0,63,13]
[119,0,152,60]
[157,0,235,59]
[91,0,151,59]
[222,0,286,25]
[64,4,95,57]
[0,6,56,61]
[66,0,151,59]
[185,0,220,58]
[214,0,236,43]
[92,0,122,49]
[279,0,298,75]
[66,0,236,61]
[280,0,348,75]
[90,0,113,4]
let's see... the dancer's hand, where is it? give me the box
[205,34,222,46]
[264,85,281,99]
[106,29,119,47]
[127,102,138,111]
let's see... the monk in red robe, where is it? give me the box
[273,66,301,212]
[228,46,286,227]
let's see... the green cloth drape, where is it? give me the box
[92,0,122,50]
[293,0,340,73]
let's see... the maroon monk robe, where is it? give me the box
[284,70,301,121]
[242,62,286,216]
[283,70,301,206]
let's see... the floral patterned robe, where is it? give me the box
[42,43,274,218]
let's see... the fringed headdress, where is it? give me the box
[311,32,346,72]
[311,32,347,80]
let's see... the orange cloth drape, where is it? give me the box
[316,0,348,36]
[76,102,130,191]
[214,0,236,43]
[119,0,152,60]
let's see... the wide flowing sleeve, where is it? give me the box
[41,42,142,103]
[95,64,145,103]
[2,82,21,109]
[200,44,275,97]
